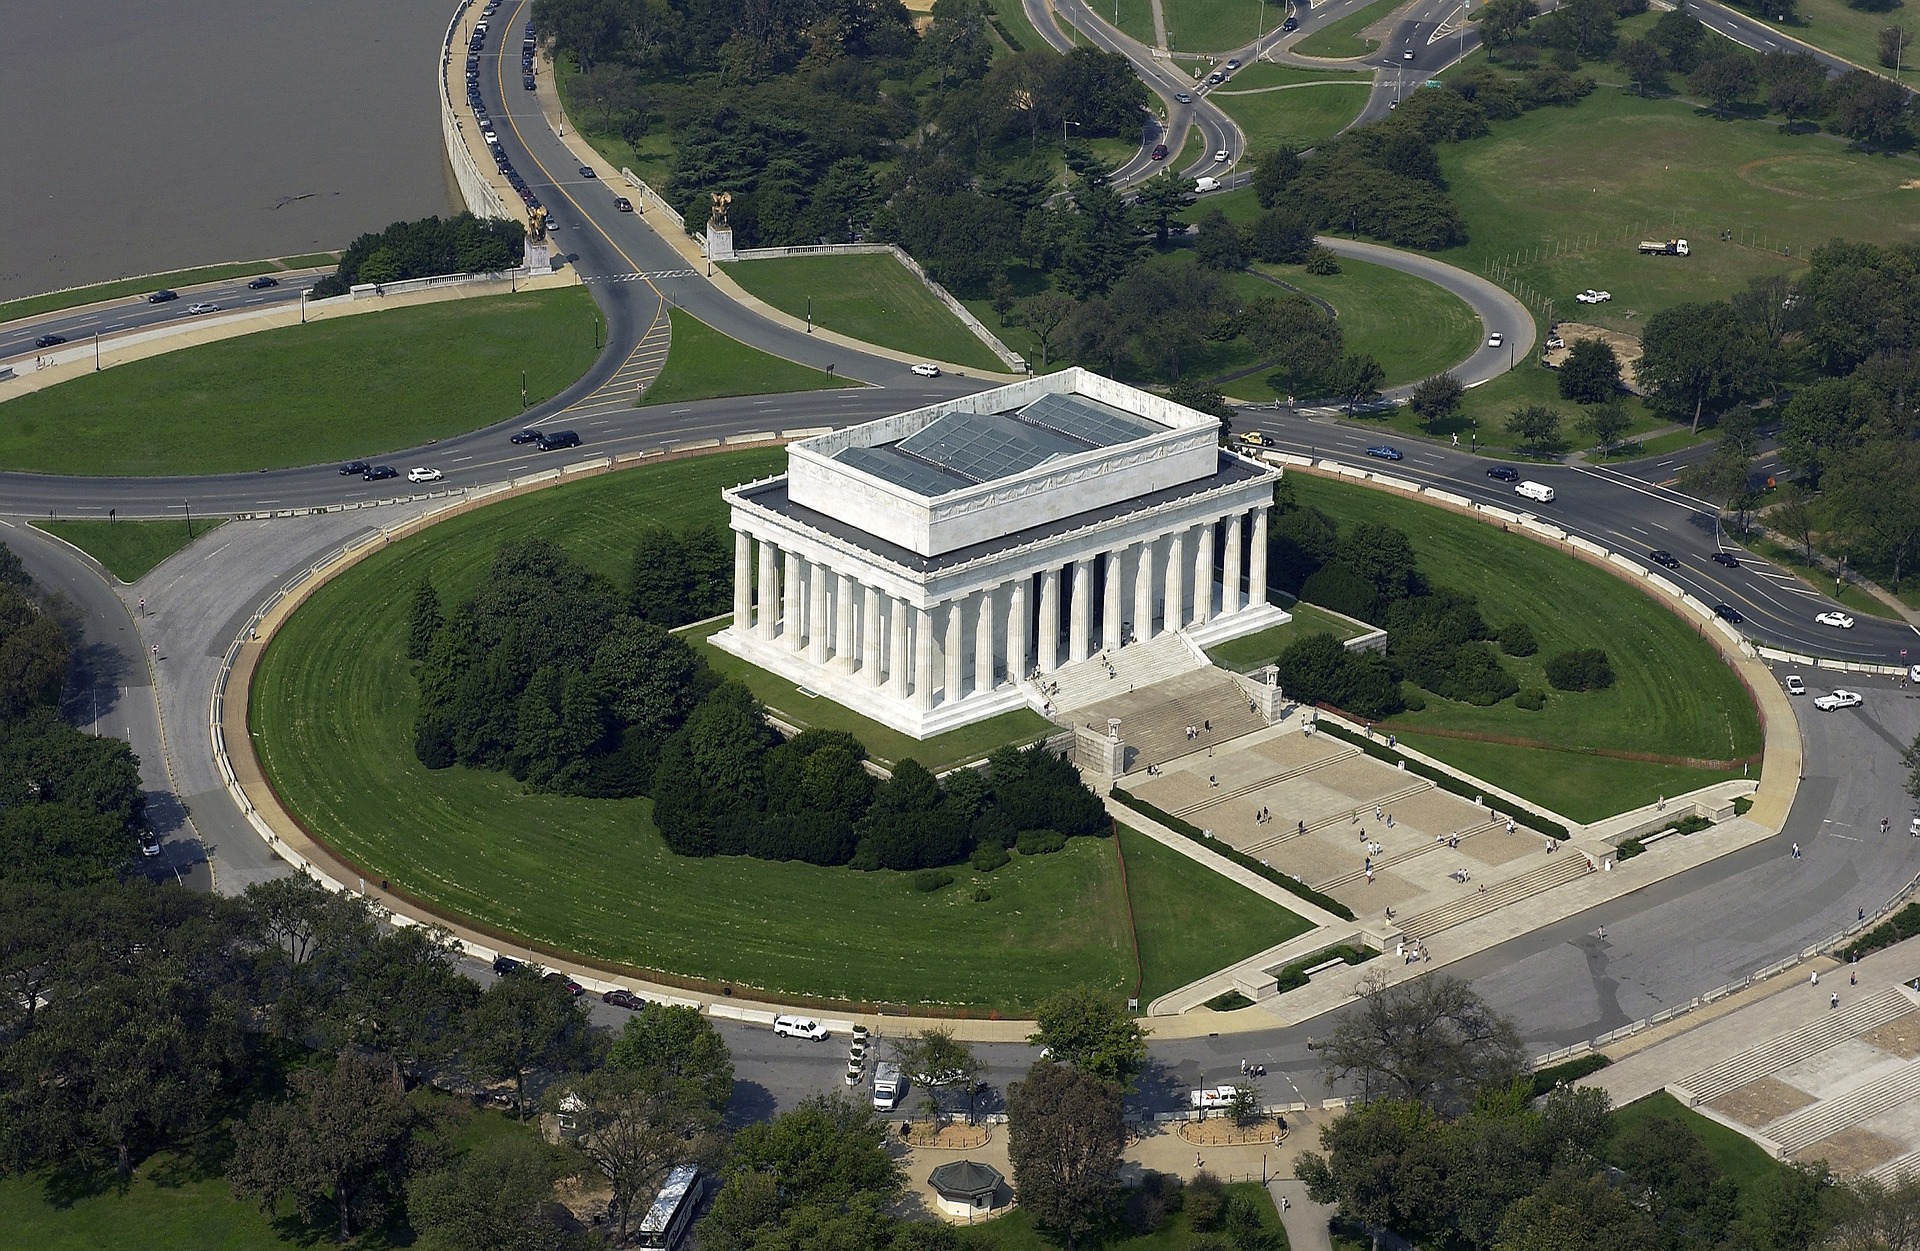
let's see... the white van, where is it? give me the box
[1193,176,1221,193]
[1515,481,1555,504]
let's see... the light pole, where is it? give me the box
[807,295,813,333]
[183,499,193,540]
[94,331,101,372]
[1062,118,1081,187]
[521,369,528,410]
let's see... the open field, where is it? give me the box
[1222,62,1373,91]
[554,55,677,190]
[251,450,1284,1008]
[640,308,851,407]
[1745,0,1920,89]
[1208,82,1373,152]
[1245,259,1481,390]
[1293,0,1401,57]
[1119,824,1311,1002]
[33,519,228,583]
[723,253,1005,373]
[1204,601,1372,670]
[1334,362,1669,456]
[1291,474,1761,820]
[0,255,337,327]
[0,288,603,476]
[1433,87,1920,334]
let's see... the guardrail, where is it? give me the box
[619,168,685,231]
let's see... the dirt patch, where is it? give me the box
[902,1122,993,1149]
[1541,321,1645,390]
[1179,1116,1290,1147]
[1863,1011,1920,1059]
[1792,1126,1905,1174]
[1706,1076,1816,1127]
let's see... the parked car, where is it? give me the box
[1365,445,1403,461]
[148,289,179,303]
[34,333,65,348]
[774,1015,829,1039]
[1814,611,1855,629]
[491,955,522,976]
[363,465,399,482]
[510,428,542,444]
[1814,690,1863,711]
[1649,550,1679,568]
[247,276,280,289]
[407,467,444,483]
[1712,603,1744,624]
[1710,551,1740,568]
[1784,675,1806,696]
[1486,465,1520,482]
[911,363,941,378]
[524,74,536,89]
[543,971,584,996]
[339,460,371,476]
[1575,289,1612,304]
[602,988,646,1010]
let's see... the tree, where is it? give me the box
[1013,290,1077,369]
[1760,50,1826,121]
[1249,293,1344,399]
[1505,404,1563,452]
[1331,353,1386,414]
[1827,70,1912,145]
[1829,441,1920,591]
[606,1002,735,1113]
[1133,171,1192,244]
[1195,210,1247,271]
[1477,0,1541,54]
[1878,24,1914,70]
[1494,1166,1663,1251]
[0,587,68,719]
[1826,1171,1920,1251]
[1319,970,1526,1112]
[1006,1062,1125,1249]
[229,1050,420,1241]
[1029,986,1147,1091]
[1638,302,1771,432]
[1610,1114,1740,1247]
[703,1093,900,1250]
[893,1027,982,1125]
[460,967,595,1119]
[1618,37,1668,96]
[1650,10,1709,73]
[1252,145,1302,208]
[407,577,443,662]
[1688,52,1758,114]
[1578,399,1632,454]
[1557,338,1621,404]
[1771,483,1820,564]
[328,923,478,1077]
[407,1135,582,1251]
[1409,372,1465,431]
[564,1062,724,1239]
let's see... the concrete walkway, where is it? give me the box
[1150,0,1170,51]
[1268,1178,1335,1251]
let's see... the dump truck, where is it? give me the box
[1638,238,1689,256]
[873,1061,906,1112]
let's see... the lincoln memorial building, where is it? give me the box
[714,369,1288,738]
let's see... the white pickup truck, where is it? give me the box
[1190,1085,1238,1110]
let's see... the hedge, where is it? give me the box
[1109,789,1357,920]
[1527,1052,1612,1099]
[1273,944,1375,994]
[1843,902,1920,960]
[1310,719,1570,839]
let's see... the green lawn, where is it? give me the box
[250,450,1280,1009]
[1118,824,1311,1003]
[1290,474,1761,820]
[1746,0,1920,89]
[1611,1091,1782,1206]
[1221,63,1372,91]
[0,288,603,476]
[33,518,228,583]
[1293,0,1401,57]
[963,1181,1289,1249]
[1434,87,1920,337]
[984,0,1053,51]
[723,253,1005,373]
[1157,0,1284,52]
[0,255,337,326]
[1325,362,1668,458]
[554,53,677,191]
[1205,602,1371,671]
[1207,82,1372,152]
[1231,258,1481,393]
[640,308,853,407]
[684,618,1054,772]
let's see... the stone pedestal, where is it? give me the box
[1253,665,1282,722]
[523,238,551,272]
[706,223,735,261]
[1075,719,1127,787]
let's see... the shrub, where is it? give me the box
[1668,813,1711,836]
[1527,1052,1612,1098]
[1187,1172,1227,1231]
[970,844,1011,873]
[1300,561,1382,624]
[1303,247,1342,275]
[1497,619,1538,656]
[1516,687,1546,711]
[1845,902,1920,959]
[1016,829,1066,856]
[1545,647,1614,691]
[1616,837,1645,860]
[911,869,955,892]
[971,886,992,902]
[1273,944,1375,993]
[1204,990,1255,1011]
[1400,684,1427,711]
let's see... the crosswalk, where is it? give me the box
[586,269,698,283]
[557,300,674,420]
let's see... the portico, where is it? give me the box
[714,370,1288,738]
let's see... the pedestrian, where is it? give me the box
[1240,1058,1248,1074]
[1793,842,1802,860]
[1657,795,1666,811]
[1598,925,1607,939]
[138,596,146,615]
[1386,814,1394,828]
[1860,907,1867,922]
[1385,906,1394,921]
[1812,969,1819,986]
[1366,867,1374,884]
[1204,719,1211,733]
[1851,968,1857,986]
[1376,807,1384,822]
[151,643,159,660]
[1833,992,1840,1010]
[1196,1152,1203,1169]
[1506,818,1515,836]
[1388,733,1396,748]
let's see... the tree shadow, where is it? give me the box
[724,1078,778,1129]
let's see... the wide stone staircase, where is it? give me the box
[1395,854,1591,941]
[1319,814,1507,890]
[1170,748,1369,821]
[1763,1063,1920,1158]
[1670,989,1916,1105]
[1037,634,1202,713]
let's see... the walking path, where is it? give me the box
[1150,0,1170,51]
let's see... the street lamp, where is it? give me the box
[807,295,813,334]
[1062,118,1081,188]
[183,499,193,540]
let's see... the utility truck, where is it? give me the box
[1638,238,1689,256]
[873,1061,906,1112]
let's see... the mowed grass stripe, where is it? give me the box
[251,451,1285,1008]
[723,253,1005,373]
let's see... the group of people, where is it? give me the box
[1252,806,1274,824]
[1184,721,1213,740]
[1398,938,1429,964]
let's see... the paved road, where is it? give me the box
[0,273,324,364]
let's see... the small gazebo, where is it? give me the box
[928,1160,1004,1218]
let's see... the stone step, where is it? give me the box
[1766,1062,1920,1157]
[1671,989,1914,1106]
[1237,779,1434,855]
[1169,747,1366,819]
[1317,816,1505,890]
[1039,633,1201,714]
[1396,855,1591,941]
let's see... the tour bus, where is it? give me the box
[636,1164,704,1250]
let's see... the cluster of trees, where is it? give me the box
[309,213,526,298]
[413,537,1104,871]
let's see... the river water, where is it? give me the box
[1,0,460,300]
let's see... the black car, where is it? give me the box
[339,460,371,475]
[247,275,279,289]
[602,988,646,1010]
[363,465,399,482]
[1649,550,1680,568]
[524,73,536,89]
[1282,15,1299,30]
[509,428,542,444]
[535,429,581,451]
[1486,465,1520,482]
[491,955,522,976]
[1713,603,1744,623]
[148,289,179,303]
[578,165,596,178]
[34,333,66,348]
[1710,551,1740,568]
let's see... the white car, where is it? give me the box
[911,363,940,378]
[137,829,161,858]
[773,1014,828,1040]
[1814,690,1863,711]
[1487,332,1504,347]
[1575,289,1613,304]
[1814,611,1855,629]
[407,467,444,483]
[1213,148,1229,162]
[1784,675,1806,696]
[187,302,219,315]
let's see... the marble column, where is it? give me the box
[944,599,965,704]
[1009,578,1030,680]
[975,589,996,695]
[808,560,830,664]
[890,597,910,697]
[1133,538,1155,642]
[1068,559,1092,664]
[1103,549,1124,650]
[1191,522,1213,626]
[783,549,802,650]
[1038,567,1061,673]
[1165,530,1186,631]
[864,585,885,687]
[1250,507,1270,607]
[757,540,778,640]
[835,571,857,665]
[733,530,752,629]
[1223,514,1244,615]
[914,607,936,712]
